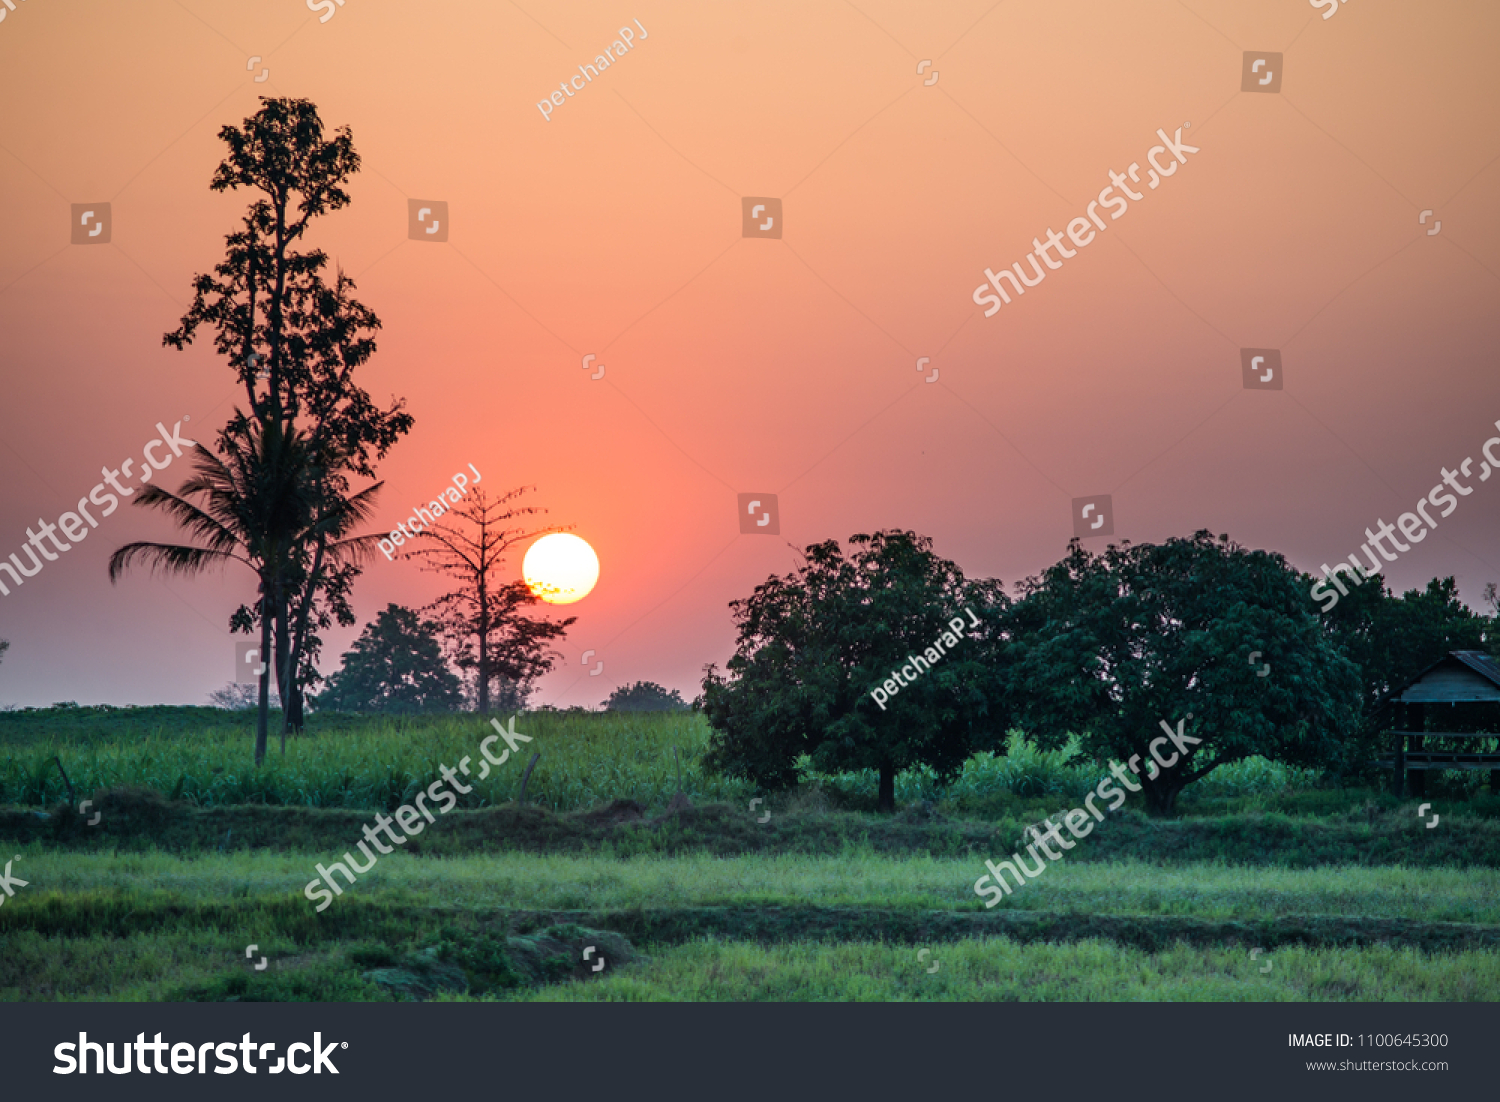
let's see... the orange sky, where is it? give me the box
[1,0,1498,707]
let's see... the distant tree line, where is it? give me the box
[702,529,1493,813]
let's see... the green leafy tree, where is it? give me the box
[604,681,688,712]
[701,530,1009,812]
[163,96,412,736]
[1008,531,1362,813]
[317,604,462,714]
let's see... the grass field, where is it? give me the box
[2,705,1496,1002]
[0,705,1346,813]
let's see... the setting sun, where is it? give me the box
[523,533,600,604]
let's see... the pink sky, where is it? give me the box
[1,0,1497,708]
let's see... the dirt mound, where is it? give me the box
[359,924,636,999]
[575,798,647,826]
[506,924,635,984]
[361,948,470,1001]
[41,785,185,838]
[653,791,695,819]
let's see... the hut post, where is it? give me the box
[1407,702,1425,797]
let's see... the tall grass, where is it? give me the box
[812,732,1320,811]
[0,707,1331,814]
[0,710,750,812]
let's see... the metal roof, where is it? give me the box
[1450,650,1500,686]
[1393,649,1500,702]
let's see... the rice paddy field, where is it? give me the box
[2,705,1497,1002]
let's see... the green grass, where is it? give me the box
[811,736,1325,812]
[14,927,1493,1001]
[505,938,1500,1001]
[13,851,1500,923]
[5,706,1499,1003]
[6,850,1497,1000]
[0,709,745,811]
[13,791,1500,867]
[12,706,1473,815]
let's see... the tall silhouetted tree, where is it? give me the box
[109,421,382,764]
[405,486,575,714]
[162,97,412,737]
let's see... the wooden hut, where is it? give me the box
[1384,650,1500,796]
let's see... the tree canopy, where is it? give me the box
[701,530,1009,811]
[604,681,688,712]
[1319,574,1492,774]
[316,604,462,714]
[1007,531,1363,812]
[1322,574,1490,713]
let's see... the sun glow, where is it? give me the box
[523,533,600,604]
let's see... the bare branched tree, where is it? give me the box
[404,486,575,714]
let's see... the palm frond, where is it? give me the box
[108,541,243,582]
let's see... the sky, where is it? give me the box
[0,0,1497,709]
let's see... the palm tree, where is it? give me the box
[109,421,382,764]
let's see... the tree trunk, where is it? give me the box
[288,682,304,733]
[878,763,896,813]
[477,576,490,716]
[283,535,325,740]
[273,607,292,715]
[275,608,291,755]
[254,602,272,766]
[1141,773,1181,815]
